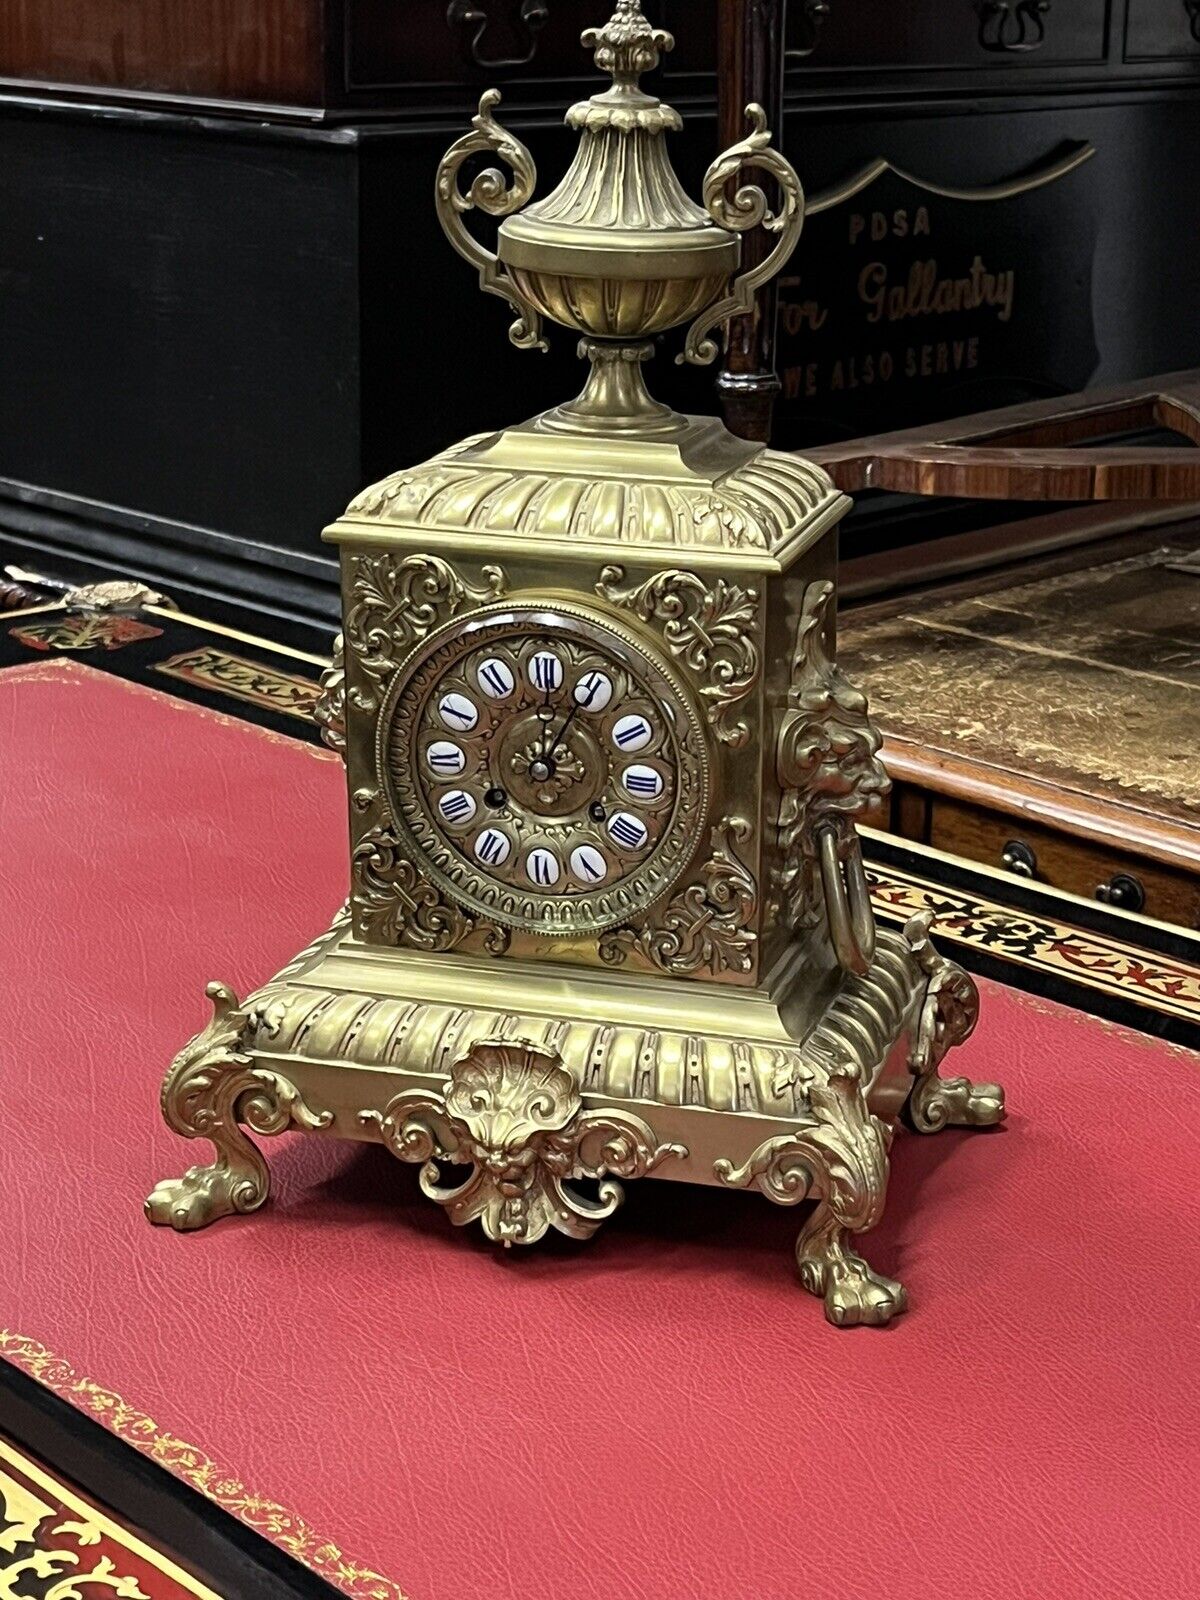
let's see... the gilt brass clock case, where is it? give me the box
[146,1,1005,1328]
[377,596,712,937]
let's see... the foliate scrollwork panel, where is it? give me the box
[363,1040,685,1246]
[342,553,508,702]
[314,632,346,756]
[352,823,510,955]
[600,816,758,978]
[776,579,889,929]
[596,564,760,747]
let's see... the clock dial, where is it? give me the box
[383,602,709,936]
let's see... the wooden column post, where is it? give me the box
[716,0,788,443]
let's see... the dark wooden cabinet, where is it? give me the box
[0,1,328,107]
[1,0,1200,628]
[1125,0,1200,60]
[788,1,1110,71]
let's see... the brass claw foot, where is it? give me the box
[145,1158,267,1231]
[796,1224,908,1328]
[716,1056,903,1325]
[904,912,1007,1135]
[145,981,332,1233]
[908,1073,1005,1133]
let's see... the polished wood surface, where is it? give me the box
[0,1,325,105]
[808,372,1200,500]
[842,522,1200,929]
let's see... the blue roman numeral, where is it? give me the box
[610,816,646,850]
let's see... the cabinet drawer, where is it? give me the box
[1124,0,1200,61]
[789,0,1110,68]
[928,797,1200,929]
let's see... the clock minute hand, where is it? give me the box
[543,702,581,760]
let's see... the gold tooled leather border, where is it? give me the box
[0,1332,409,1600]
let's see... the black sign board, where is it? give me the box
[774,145,1100,447]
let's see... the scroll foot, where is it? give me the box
[145,980,330,1233]
[796,1205,908,1327]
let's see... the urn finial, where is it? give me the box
[435,3,806,430]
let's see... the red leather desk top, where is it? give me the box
[4,659,1199,1600]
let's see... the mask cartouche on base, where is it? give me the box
[145,1,1004,1327]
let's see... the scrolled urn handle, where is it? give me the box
[679,103,805,367]
[435,90,548,352]
[817,824,876,977]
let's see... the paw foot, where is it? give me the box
[144,1162,266,1231]
[909,1074,1005,1133]
[799,1249,909,1327]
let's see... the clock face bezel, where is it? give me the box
[377,598,712,937]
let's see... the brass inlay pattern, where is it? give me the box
[0,1435,223,1599]
[154,649,321,723]
[12,614,162,653]
[866,854,1200,1024]
[0,1335,408,1600]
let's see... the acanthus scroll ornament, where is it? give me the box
[145,982,333,1232]
[314,632,346,756]
[342,553,507,704]
[435,89,549,351]
[680,104,805,367]
[352,824,511,955]
[363,1040,686,1246]
[596,564,760,747]
[600,817,758,978]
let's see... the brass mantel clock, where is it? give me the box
[146,1,1004,1325]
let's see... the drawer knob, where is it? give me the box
[1001,839,1038,878]
[1095,872,1146,913]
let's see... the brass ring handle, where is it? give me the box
[434,90,548,352]
[679,104,805,367]
[818,826,876,977]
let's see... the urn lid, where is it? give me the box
[496,3,739,282]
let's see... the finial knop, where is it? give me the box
[582,1,674,90]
